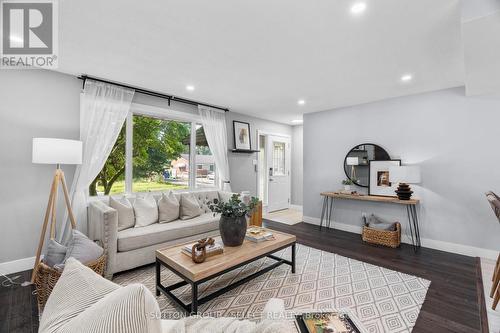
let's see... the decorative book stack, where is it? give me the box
[295,311,362,333]
[181,242,223,258]
[245,227,274,243]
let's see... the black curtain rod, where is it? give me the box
[78,75,229,112]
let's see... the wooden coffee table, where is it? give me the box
[155,229,296,314]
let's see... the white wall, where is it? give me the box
[291,125,303,206]
[225,111,293,195]
[0,70,81,264]
[303,87,500,254]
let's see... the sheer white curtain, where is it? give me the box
[63,80,134,237]
[198,106,231,192]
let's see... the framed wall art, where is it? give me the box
[368,159,401,197]
[233,121,251,150]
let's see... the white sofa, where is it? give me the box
[88,190,230,278]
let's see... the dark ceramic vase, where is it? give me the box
[219,215,247,246]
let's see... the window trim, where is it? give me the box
[95,103,218,197]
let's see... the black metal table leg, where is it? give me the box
[291,243,296,273]
[327,197,334,229]
[319,196,327,230]
[406,205,416,251]
[191,282,198,314]
[410,205,421,247]
[155,259,161,296]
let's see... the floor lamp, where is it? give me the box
[31,138,82,282]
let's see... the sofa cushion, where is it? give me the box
[59,230,104,268]
[110,196,135,231]
[158,191,180,223]
[133,195,159,227]
[218,191,235,204]
[191,191,221,213]
[44,239,67,268]
[117,213,220,252]
[180,193,203,220]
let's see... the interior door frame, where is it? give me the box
[256,130,292,211]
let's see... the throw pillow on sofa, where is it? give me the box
[133,195,159,227]
[44,239,67,267]
[56,230,104,269]
[109,196,135,231]
[158,191,180,223]
[180,193,203,220]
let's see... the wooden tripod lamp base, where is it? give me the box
[31,138,83,283]
[31,168,78,282]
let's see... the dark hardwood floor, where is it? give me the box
[0,220,486,333]
[0,270,38,333]
[264,220,487,333]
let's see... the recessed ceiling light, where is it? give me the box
[292,119,303,124]
[186,85,195,91]
[350,2,367,15]
[400,74,413,82]
[297,99,306,105]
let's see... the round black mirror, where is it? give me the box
[343,144,390,188]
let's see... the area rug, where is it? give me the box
[113,244,430,333]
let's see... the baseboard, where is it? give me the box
[0,256,37,276]
[290,204,303,211]
[302,216,498,260]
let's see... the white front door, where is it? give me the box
[267,135,291,212]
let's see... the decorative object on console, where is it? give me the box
[208,194,259,246]
[368,159,401,197]
[31,138,82,283]
[389,165,421,200]
[344,143,391,187]
[233,120,252,150]
[341,178,353,192]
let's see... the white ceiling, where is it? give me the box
[57,0,467,124]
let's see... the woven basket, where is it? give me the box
[362,222,401,248]
[34,254,106,311]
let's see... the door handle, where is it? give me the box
[269,179,274,182]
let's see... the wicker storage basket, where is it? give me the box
[34,254,106,310]
[362,222,401,248]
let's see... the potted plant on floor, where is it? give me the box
[209,194,259,246]
[342,179,354,191]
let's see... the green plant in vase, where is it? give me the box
[208,194,259,246]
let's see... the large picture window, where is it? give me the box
[90,108,216,196]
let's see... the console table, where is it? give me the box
[320,192,421,250]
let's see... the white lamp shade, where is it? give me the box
[389,165,421,184]
[346,157,359,166]
[32,138,82,165]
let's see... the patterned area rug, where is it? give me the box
[113,244,430,333]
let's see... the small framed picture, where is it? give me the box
[369,160,401,197]
[233,121,251,150]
